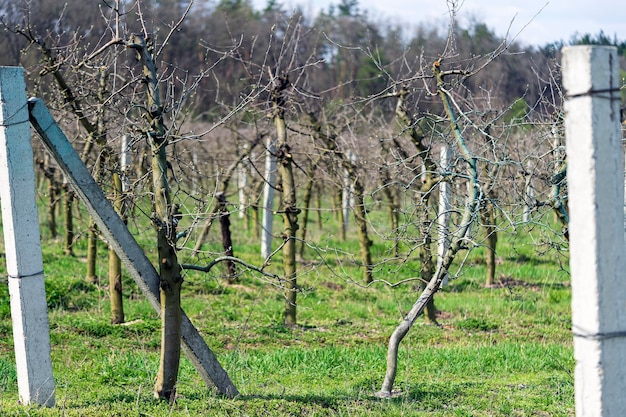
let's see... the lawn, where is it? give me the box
[0,204,573,416]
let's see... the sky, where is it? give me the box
[252,0,626,47]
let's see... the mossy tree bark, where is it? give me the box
[271,72,300,326]
[86,222,98,283]
[63,185,75,256]
[217,192,237,282]
[128,34,182,401]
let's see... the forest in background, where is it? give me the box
[1,0,624,120]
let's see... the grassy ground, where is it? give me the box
[0,204,573,416]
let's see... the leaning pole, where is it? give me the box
[563,45,626,416]
[0,67,55,406]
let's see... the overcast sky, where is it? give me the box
[253,0,626,47]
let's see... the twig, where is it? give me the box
[181,256,281,280]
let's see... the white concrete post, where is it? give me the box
[342,150,356,235]
[437,146,451,286]
[0,67,55,406]
[563,45,626,417]
[120,134,131,193]
[261,137,277,259]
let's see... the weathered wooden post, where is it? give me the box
[0,67,55,406]
[563,45,626,416]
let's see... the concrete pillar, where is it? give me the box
[563,45,626,417]
[238,145,249,219]
[438,146,451,286]
[261,137,277,259]
[0,67,55,406]
[341,150,357,236]
[523,160,534,223]
[120,134,131,193]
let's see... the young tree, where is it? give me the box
[377,58,484,397]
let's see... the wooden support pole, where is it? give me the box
[0,67,55,407]
[28,98,239,398]
[563,45,625,416]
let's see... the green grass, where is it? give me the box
[0,199,573,416]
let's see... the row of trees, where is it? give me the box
[0,0,623,402]
[1,0,597,116]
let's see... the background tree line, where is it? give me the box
[3,0,623,120]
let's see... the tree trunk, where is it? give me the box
[252,203,260,238]
[38,159,58,239]
[334,187,344,233]
[128,34,182,401]
[377,264,444,397]
[378,62,482,397]
[298,175,314,260]
[272,73,299,326]
[63,185,74,256]
[86,222,98,284]
[109,171,125,324]
[482,198,498,287]
[109,245,124,324]
[47,177,58,238]
[419,214,437,323]
[316,185,323,230]
[352,179,373,284]
[217,192,237,282]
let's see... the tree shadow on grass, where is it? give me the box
[88,381,477,416]
[232,380,472,410]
